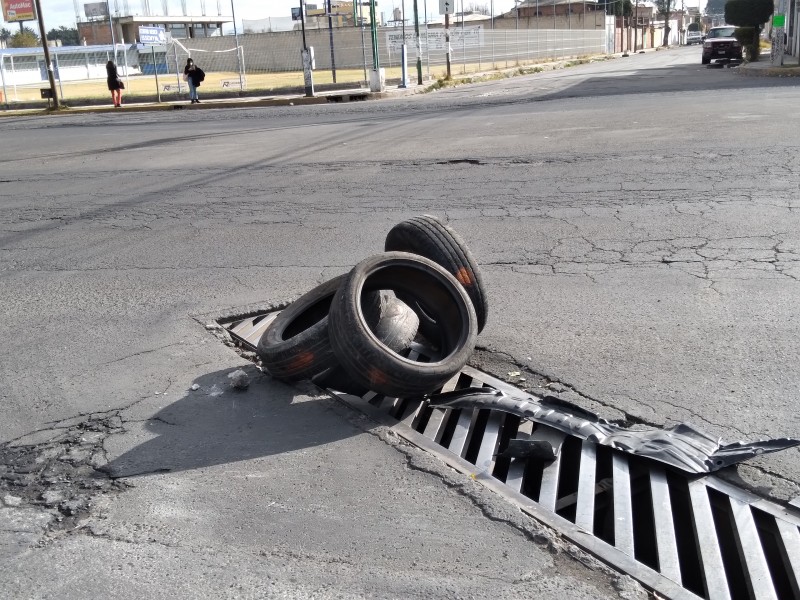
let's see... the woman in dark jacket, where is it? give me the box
[106,60,122,108]
[183,58,205,104]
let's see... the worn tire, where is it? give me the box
[312,293,419,396]
[329,252,478,398]
[259,283,419,383]
[257,275,347,381]
[384,215,488,332]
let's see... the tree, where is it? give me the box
[47,26,80,47]
[654,0,676,46]
[725,0,772,61]
[9,28,40,48]
[604,0,632,17]
[466,2,490,15]
[705,0,726,17]
[0,28,12,47]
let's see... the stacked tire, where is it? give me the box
[257,215,489,398]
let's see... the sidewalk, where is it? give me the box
[738,51,800,76]
[0,83,425,118]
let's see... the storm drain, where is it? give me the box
[222,313,800,600]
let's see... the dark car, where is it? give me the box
[702,26,743,64]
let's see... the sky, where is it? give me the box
[3,0,705,31]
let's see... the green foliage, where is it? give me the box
[47,26,80,46]
[9,28,40,48]
[725,0,772,27]
[604,0,632,17]
[705,0,727,16]
[0,27,12,43]
[653,0,676,45]
[619,0,633,17]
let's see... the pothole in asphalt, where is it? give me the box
[211,309,800,600]
[0,411,129,533]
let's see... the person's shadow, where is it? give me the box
[104,366,359,478]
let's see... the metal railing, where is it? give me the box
[1,26,608,107]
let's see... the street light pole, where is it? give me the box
[105,0,116,47]
[33,0,59,108]
[413,0,422,84]
[231,0,244,91]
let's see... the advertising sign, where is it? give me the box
[2,0,36,23]
[83,2,109,18]
[387,27,483,53]
[139,26,167,45]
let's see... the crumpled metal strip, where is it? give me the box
[426,388,800,474]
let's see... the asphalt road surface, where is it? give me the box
[1,46,799,597]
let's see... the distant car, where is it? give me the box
[686,31,703,45]
[702,26,743,64]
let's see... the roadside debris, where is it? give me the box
[252,214,798,474]
[257,215,486,399]
[227,369,250,390]
[426,387,800,474]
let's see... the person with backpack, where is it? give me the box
[183,58,205,104]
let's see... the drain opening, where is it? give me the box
[218,312,800,600]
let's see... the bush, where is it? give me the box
[734,27,760,61]
[726,0,772,61]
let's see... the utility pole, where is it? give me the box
[33,0,59,108]
[400,0,408,87]
[327,0,337,83]
[299,0,314,96]
[231,0,243,92]
[445,10,451,78]
[413,0,422,84]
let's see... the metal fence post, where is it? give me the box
[152,45,161,102]
[10,55,17,101]
[173,43,182,94]
[0,56,8,110]
[53,54,64,101]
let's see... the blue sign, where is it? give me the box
[139,26,167,45]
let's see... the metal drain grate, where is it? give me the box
[223,313,800,600]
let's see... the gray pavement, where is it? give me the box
[2,45,800,598]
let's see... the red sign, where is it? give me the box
[2,0,36,23]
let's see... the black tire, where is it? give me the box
[384,215,489,332]
[329,252,478,398]
[702,57,710,65]
[312,293,419,396]
[257,275,346,381]
[259,284,419,383]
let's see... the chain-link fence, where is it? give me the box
[1,23,609,107]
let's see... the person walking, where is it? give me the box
[183,58,205,104]
[106,60,123,108]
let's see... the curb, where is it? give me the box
[0,84,425,118]
[737,63,800,77]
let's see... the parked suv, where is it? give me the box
[702,26,743,64]
[686,31,703,45]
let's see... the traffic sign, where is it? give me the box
[439,0,454,14]
[139,26,167,45]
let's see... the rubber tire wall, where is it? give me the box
[258,283,419,383]
[328,252,478,398]
[384,215,489,333]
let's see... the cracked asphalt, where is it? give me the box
[1,46,799,597]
